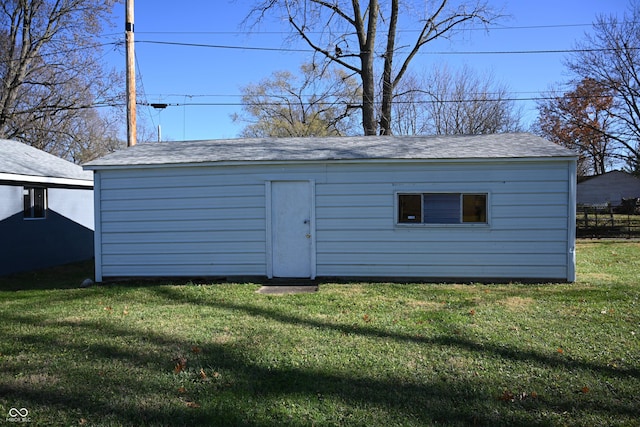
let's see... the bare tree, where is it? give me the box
[392,65,523,135]
[0,0,122,162]
[232,63,361,137]
[564,1,640,173]
[246,0,500,135]
[391,73,427,135]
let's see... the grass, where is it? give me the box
[1,241,639,426]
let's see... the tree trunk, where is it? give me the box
[247,0,499,137]
[353,0,378,135]
[379,0,399,135]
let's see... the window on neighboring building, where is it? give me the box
[23,187,47,219]
[398,193,487,224]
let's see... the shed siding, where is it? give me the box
[96,159,572,281]
[315,161,570,280]
[99,168,267,278]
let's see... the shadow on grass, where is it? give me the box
[153,286,640,381]
[0,311,490,426]
[0,259,95,291]
[1,284,639,426]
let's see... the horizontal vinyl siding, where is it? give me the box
[96,159,572,281]
[98,167,268,277]
[314,161,571,280]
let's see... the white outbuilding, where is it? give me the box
[83,133,577,283]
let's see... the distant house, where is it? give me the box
[577,170,640,207]
[0,139,94,276]
[84,133,577,283]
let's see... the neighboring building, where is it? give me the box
[577,170,640,207]
[0,139,94,276]
[84,133,577,283]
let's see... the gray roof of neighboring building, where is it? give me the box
[0,139,92,182]
[83,133,577,169]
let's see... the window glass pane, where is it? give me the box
[23,188,31,218]
[424,193,460,223]
[23,187,46,219]
[398,194,422,223]
[462,194,487,223]
[33,188,46,218]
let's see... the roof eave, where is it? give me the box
[83,155,578,171]
[0,172,93,188]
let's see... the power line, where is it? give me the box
[0,42,120,66]
[5,91,606,112]
[134,49,157,131]
[143,90,547,97]
[0,29,629,67]
[135,39,636,56]
[131,22,599,36]
[136,93,615,108]
[137,39,308,53]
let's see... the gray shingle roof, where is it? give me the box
[0,139,92,182]
[83,133,576,169]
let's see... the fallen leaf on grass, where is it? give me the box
[191,346,201,354]
[581,386,590,394]
[173,356,187,374]
[499,390,514,402]
[469,309,476,316]
[177,386,186,394]
[362,314,371,323]
[499,390,538,402]
[557,348,564,354]
[199,368,207,380]
[185,401,200,408]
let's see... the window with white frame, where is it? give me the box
[23,187,47,219]
[398,193,487,224]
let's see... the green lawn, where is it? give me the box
[1,241,639,426]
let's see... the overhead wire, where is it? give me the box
[130,32,631,107]
[133,39,632,56]
[132,21,598,35]
[0,20,624,110]
[127,19,631,108]
[136,93,615,108]
[133,49,157,131]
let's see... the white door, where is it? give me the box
[270,181,314,278]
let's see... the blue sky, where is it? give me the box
[104,0,630,141]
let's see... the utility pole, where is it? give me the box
[125,0,136,146]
